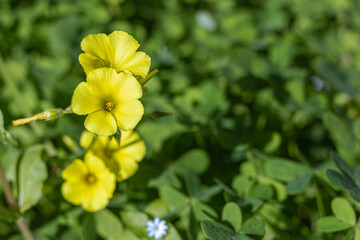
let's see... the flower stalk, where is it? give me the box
[12,106,73,126]
[0,158,34,240]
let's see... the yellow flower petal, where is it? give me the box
[62,159,88,181]
[98,172,116,196]
[112,100,144,130]
[84,152,107,175]
[80,33,112,65]
[61,181,88,205]
[86,68,122,100]
[79,130,95,148]
[118,131,146,162]
[121,52,151,78]
[71,82,104,115]
[116,156,139,181]
[82,187,110,212]
[108,31,139,70]
[85,110,117,136]
[79,53,106,75]
[116,72,143,101]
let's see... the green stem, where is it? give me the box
[138,69,159,86]
[0,158,34,240]
[315,183,326,217]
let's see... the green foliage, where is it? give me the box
[1,0,360,239]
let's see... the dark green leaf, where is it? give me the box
[331,152,355,182]
[286,173,313,195]
[326,169,355,189]
[201,220,235,240]
[241,218,265,237]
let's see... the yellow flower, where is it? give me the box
[71,68,144,136]
[61,152,116,212]
[79,31,151,78]
[80,129,146,181]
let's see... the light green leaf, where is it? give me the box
[232,175,254,197]
[120,211,148,237]
[145,199,169,217]
[317,216,353,232]
[172,149,210,175]
[331,198,356,225]
[95,208,124,239]
[264,158,311,182]
[222,202,242,232]
[159,185,189,210]
[18,145,47,213]
[164,223,182,240]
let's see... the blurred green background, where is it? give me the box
[1,0,360,239]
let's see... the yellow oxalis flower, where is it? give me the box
[61,152,116,212]
[79,31,151,78]
[71,67,144,136]
[80,129,146,181]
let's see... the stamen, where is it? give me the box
[105,101,115,112]
[87,174,96,183]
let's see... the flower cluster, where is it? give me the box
[61,31,150,212]
[72,31,151,136]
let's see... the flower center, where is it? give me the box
[105,101,115,112]
[87,174,96,183]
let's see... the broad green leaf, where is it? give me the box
[145,199,169,217]
[18,145,47,213]
[95,209,124,239]
[164,223,182,240]
[264,158,311,182]
[201,220,235,240]
[331,198,356,225]
[159,185,189,209]
[232,175,254,197]
[249,183,273,200]
[331,152,355,182]
[286,173,313,195]
[317,216,353,232]
[222,202,242,232]
[120,211,148,237]
[241,218,265,237]
[172,149,210,175]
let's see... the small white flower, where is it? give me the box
[146,217,168,239]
